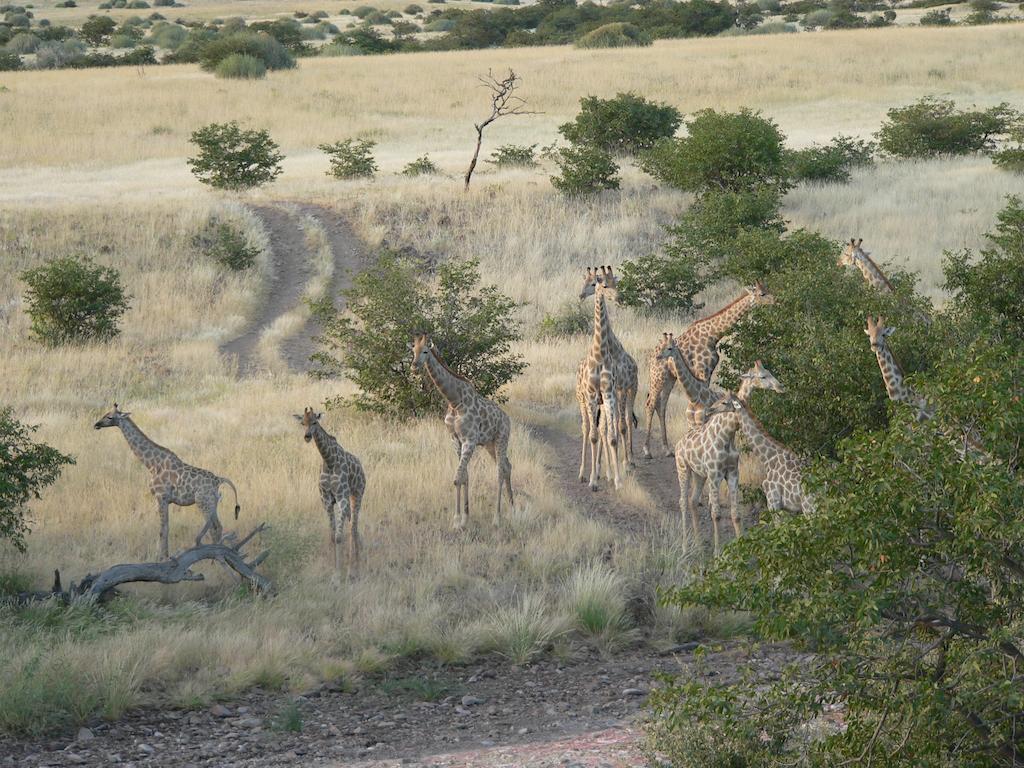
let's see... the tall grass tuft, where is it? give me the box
[563,561,638,653]
[480,594,569,665]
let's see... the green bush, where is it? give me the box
[193,219,261,270]
[423,18,454,31]
[786,134,875,184]
[79,15,116,45]
[574,22,652,49]
[550,144,620,196]
[559,92,681,155]
[312,254,525,417]
[401,155,438,176]
[4,30,37,51]
[642,108,791,194]
[0,408,74,552]
[718,19,797,33]
[485,143,538,169]
[404,3,423,13]
[615,252,709,315]
[146,21,187,48]
[20,257,131,347]
[187,121,284,190]
[33,38,84,68]
[993,145,1024,173]
[537,301,590,339]
[107,33,137,48]
[0,50,20,70]
[876,97,1021,157]
[318,41,360,55]
[920,7,955,24]
[214,52,266,78]
[199,32,295,71]
[319,138,377,179]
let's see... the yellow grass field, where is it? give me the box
[1,22,1023,736]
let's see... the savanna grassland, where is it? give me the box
[1,20,1023,747]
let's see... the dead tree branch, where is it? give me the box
[463,69,539,191]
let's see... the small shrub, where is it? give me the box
[194,219,260,270]
[550,144,620,196]
[564,562,636,653]
[877,97,1022,157]
[641,108,791,194]
[574,22,652,49]
[107,33,137,48]
[920,6,955,24]
[147,21,187,48]
[54,0,76,6]
[362,9,392,24]
[269,702,303,732]
[20,257,131,347]
[401,155,438,176]
[318,41,359,55]
[993,146,1024,174]
[801,7,832,26]
[481,595,568,665]
[352,4,376,17]
[33,38,84,68]
[312,253,524,417]
[537,301,589,339]
[215,52,266,78]
[0,50,20,70]
[0,408,74,552]
[485,143,538,168]
[786,135,875,184]
[187,121,284,190]
[559,92,681,155]
[126,0,148,7]
[319,138,377,179]
[198,32,295,71]
[403,3,423,12]
[79,14,116,44]
[4,30,38,52]
[422,18,454,31]
[718,19,797,33]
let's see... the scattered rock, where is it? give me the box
[622,688,647,697]
[63,753,87,765]
[210,705,232,718]
[461,695,484,707]
[236,717,263,729]
[76,727,95,743]
[137,743,155,755]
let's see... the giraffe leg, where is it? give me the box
[643,385,658,459]
[690,475,706,552]
[578,402,590,484]
[659,396,672,458]
[625,387,637,467]
[456,442,475,529]
[603,418,621,490]
[322,491,339,572]
[486,443,504,526]
[677,459,690,551]
[727,469,742,539]
[158,498,170,560]
[709,476,722,557]
[588,407,600,492]
[348,492,361,579]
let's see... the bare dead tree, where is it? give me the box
[464,69,538,191]
[8,524,272,604]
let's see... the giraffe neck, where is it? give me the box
[735,404,790,464]
[737,378,755,402]
[692,294,754,342]
[666,347,711,401]
[873,344,929,414]
[117,416,171,470]
[423,349,476,409]
[857,255,893,291]
[310,422,338,461]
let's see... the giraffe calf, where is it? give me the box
[295,408,366,577]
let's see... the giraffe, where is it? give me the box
[724,393,816,516]
[645,333,785,457]
[579,265,639,468]
[576,266,622,490]
[294,408,366,576]
[94,403,240,559]
[674,393,743,555]
[411,333,513,529]
[864,315,933,421]
[646,284,775,453]
[839,238,894,292]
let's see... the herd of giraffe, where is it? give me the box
[88,238,932,573]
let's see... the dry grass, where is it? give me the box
[1,25,1023,735]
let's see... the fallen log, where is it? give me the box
[6,524,272,605]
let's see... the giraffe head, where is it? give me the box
[410,332,432,372]
[705,391,741,418]
[655,332,679,361]
[94,403,130,430]
[746,281,774,306]
[740,360,785,394]
[579,265,619,301]
[864,315,894,351]
[839,238,866,268]
[293,407,324,443]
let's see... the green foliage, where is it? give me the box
[269,702,303,732]
[485,143,537,168]
[404,3,424,13]
[786,134,875,184]
[312,253,525,417]
[187,121,284,190]
[147,21,187,49]
[537,301,589,339]
[331,26,401,52]
[198,32,295,72]
[5,30,38,52]
[642,108,791,193]
[193,218,260,271]
[20,257,130,347]
[0,49,21,69]
[79,14,116,45]
[0,409,74,552]
[401,154,438,176]
[574,21,652,48]
[319,138,377,179]
[920,9,954,26]
[993,124,1024,173]
[876,97,1022,157]
[616,252,709,315]
[214,52,266,78]
[550,144,620,196]
[558,92,681,155]
[943,195,1024,339]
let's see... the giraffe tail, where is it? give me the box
[220,477,241,520]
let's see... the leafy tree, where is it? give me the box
[574,22,652,48]
[331,26,401,53]
[642,108,791,193]
[550,144,620,196]
[919,6,954,25]
[786,135,875,184]
[79,14,116,45]
[401,155,438,176]
[0,408,74,552]
[876,97,1022,157]
[0,50,21,71]
[198,32,295,71]
[312,253,525,417]
[187,121,284,190]
[319,138,378,179]
[485,143,538,168]
[20,257,131,346]
[615,252,709,315]
[558,92,680,155]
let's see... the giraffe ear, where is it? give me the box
[293,414,305,423]
[316,412,323,421]
[881,326,895,337]
[856,238,863,247]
